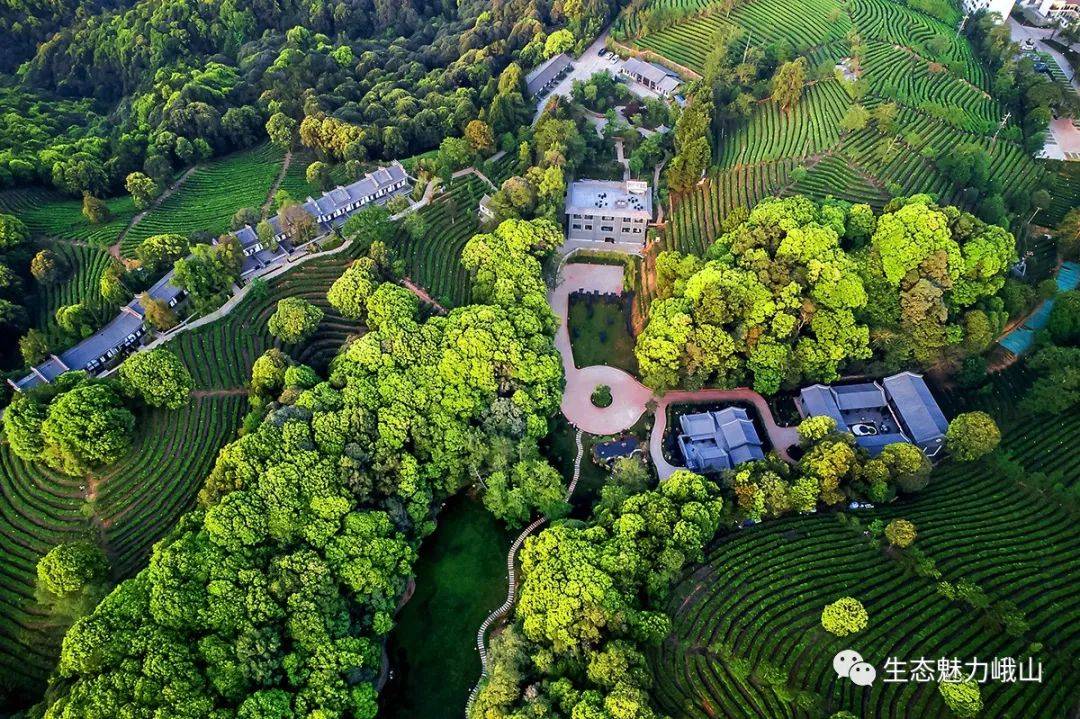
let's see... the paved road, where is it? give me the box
[550,262,799,474]
[1008,17,1080,92]
[550,263,653,435]
[532,27,666,123]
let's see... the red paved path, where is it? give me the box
[550,262,799,478]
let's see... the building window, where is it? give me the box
[601,215,615,221]
[572,224,582,230]
[633,227,643,234]
[601,225,613,232]
[622,226,632,232]
[584,224,593,230]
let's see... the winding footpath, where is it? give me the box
[261,150,293,213]
[464,430,584,716]
[550,261,799,477]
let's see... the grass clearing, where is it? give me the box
[568,293,638,375]
[381,497,512,719]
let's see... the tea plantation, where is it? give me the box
[0,395,245,700]
[650,372,1080,719]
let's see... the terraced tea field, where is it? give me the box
[848,0,983,87]
[29,243,118,345]
[861,40,1002,134]
[389,175,487,307]
[651,401,1080,719]
[0,188,136,247]
[120,144,286,258]
[790,153,891,209]
[717,80,851,167]
[0,395,245,703]
[663,159,798,254]
[166,251,366,390]
[628,0,1054,226]
[633,0,849,72]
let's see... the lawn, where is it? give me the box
[567,293,638,375]
[380,497,512,719]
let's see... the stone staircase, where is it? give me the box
[464,430,584,716]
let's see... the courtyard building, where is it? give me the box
[226,224,295,278]
[676,407,765,473]
[619,57,683,96]
[565,179,652,245]
[797,371,950,457]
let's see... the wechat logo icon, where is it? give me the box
[834,649,876,687]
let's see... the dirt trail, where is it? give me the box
[401,277,448,314]
[192,388,249,398]
[263,150,293,213]
[111,165,199,259]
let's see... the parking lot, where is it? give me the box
[531,30,664,122]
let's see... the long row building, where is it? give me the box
[226,160,410,277]
[10,272,185,392]
[11,162,411,392]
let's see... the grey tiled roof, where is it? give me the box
[233,225,259,250]
[265,162,409,238]
[526,53,572,96]
[833,383,887,410]
[799,385,847,426]
[622,57,676,85]
[799,373,949,457]
[883,372,949,444]
[56,310,144,371]
[677,407,764,473]
[13,162,411,393]
[13,269,185,389]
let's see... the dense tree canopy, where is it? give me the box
[40,219,565,717]
[136,233,189,273]
[36,542,109,598]
[268,296,324,344]
[821,596,869,636]
[118,348,193,409]
[0,0,619,196]
[946,411,1001,461]
[4,374,135,476]
[636,196,1017,393]
[473,469,724,718]
[172,238,244,314]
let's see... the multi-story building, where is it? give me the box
[962,0,1017,19]
[1018,0,1077,22]
[564,179,652,245]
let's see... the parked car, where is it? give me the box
[598,48,608,57]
